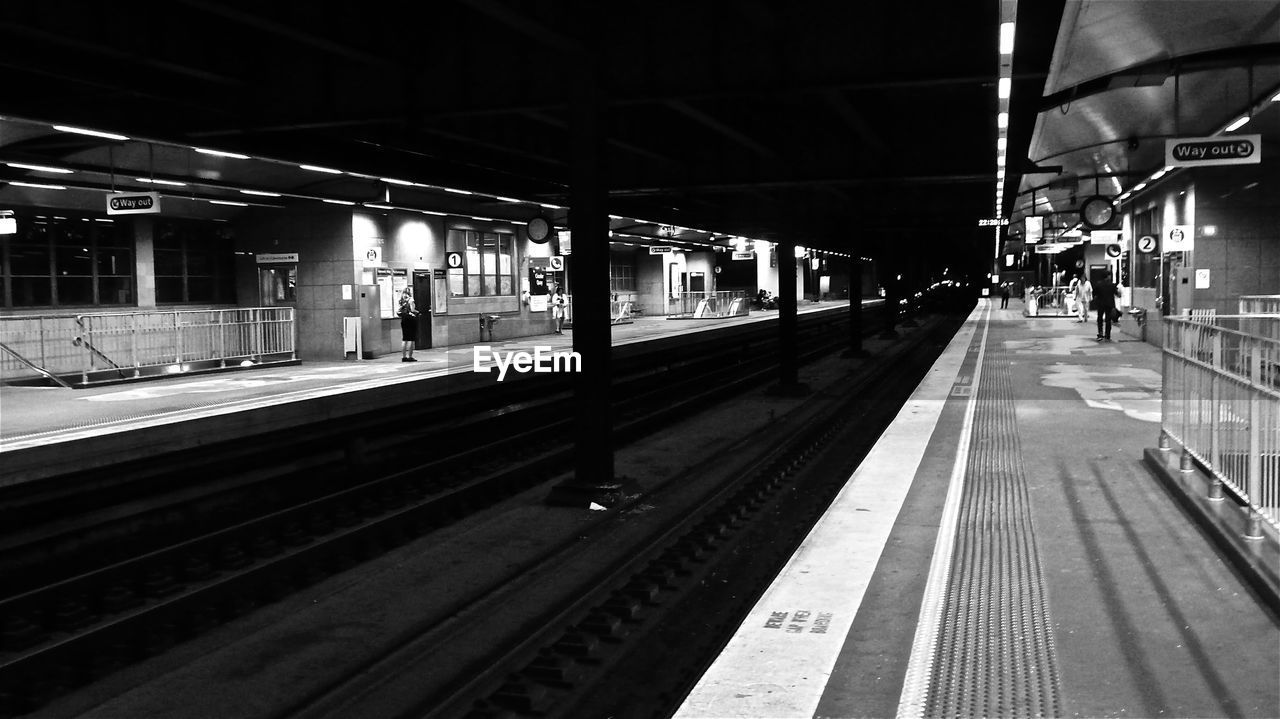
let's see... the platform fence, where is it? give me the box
[1023,286,1077,317]
[1162,315,1280,532]
[1239,295,1280,343]
[666,291,749,319]
[0,308,295,384]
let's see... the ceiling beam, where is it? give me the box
[663,100,777,160]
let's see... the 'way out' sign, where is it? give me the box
[106,191,161,215]
[1165,135,1260,167]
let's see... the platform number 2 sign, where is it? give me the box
[1136,235,1157,253]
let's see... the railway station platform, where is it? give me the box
[0,300,861,485]
[676,298,1280,719]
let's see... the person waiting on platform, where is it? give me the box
[551,286,567,334]
[1072,273,1092,323]
[398,287,421,361]
[1093,269,1121,341]
[998,282,1010,309]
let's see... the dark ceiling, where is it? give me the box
[0,1,1066,275]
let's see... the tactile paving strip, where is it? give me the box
[923,345,1063,718]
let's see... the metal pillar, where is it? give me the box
[770,239,807,395]
[842,256,866,357]
[546,39,624,508]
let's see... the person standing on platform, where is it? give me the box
[999,282,1010,309]
[1073,273,1092,323]
[1093,269,1120,341]
[551,286,567,334]
[398,287,421,361]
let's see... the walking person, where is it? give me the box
[1093,269,1120,341]
[999,282,1010,309]
[398,286,421,361]
[551,286,567,334]
[1073,273,1092,323]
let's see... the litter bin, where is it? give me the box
[480,314,500,342]
[1127,307,1147,342]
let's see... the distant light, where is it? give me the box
[1132,182,1147,192]
[539,203,563,209]
[997,112,1009,129]
[997,77,1011,98]
[1272,90,1280,103]
[322,198,355,205]
[469,215,497,221]
[363,202,395,209]
[9,181,66,190]
[6,162,73,174]
[53,125,129,141]
[210,200,249,206]
[419,209,449,216]
[0,217,15,234]
[996,169,1005,179]
[1223,114,1250,132]
[240,360,255,367]
[136,177,186,186]
[444,187,473,195]
[240,189,281,196]
[999,22,1015,54]
[996,155,1005,167]
[380,177,413,185]
[300,164,342,174]
[495,196,522,203]
[195,147,250,159]
[94,218,113,222]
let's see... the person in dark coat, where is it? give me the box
[1093,269,1121,342]
[998,283,1010,309]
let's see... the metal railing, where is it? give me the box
[1023,286,1078,317]
[1240,295,1280,315]
[666,291,750,319]
[0,308,295,385]
[1162,314,1280,533]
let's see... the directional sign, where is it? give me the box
[731,251,755,261]
[106,191,161,215]
[1136,235,1157,253]
[1105,243,1122,258]
[648,245,673,254]
[548,256,564,271]
[1165,224,1194,252]
[1166,134,1261,167]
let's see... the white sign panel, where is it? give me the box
[1105,243,1122,258]
[1024,215,1043,244]
[732,251,755,261]
[1165,224,1194,252]
[255,252,299,264]
[1166,134,1261,167]
[106,191,161,215]
[649,245,673,254]
[1195,269,1211,289]
[363,246,382,267]
[548,256,564,271]
[1089,230,1121,245]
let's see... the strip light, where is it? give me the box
[52,125,129,141]
[9,181,67,190]
[136,177,186,186]
[5,162,73,174]
[195,148,250,159]
[300,164,342,174]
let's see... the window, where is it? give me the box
[446,228,514,297]
[154,220,236,304]
[1132,207,1158,289]
[609,254,636,293]
[0,214,134,308]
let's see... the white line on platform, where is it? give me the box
[673,301,986,719]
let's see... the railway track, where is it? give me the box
[0,302,909,716]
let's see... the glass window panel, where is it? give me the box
[55,225,89,246]
[56,276,94,305]
[483,275,497,295]
[482,252,497,275]
[10,245,51,274]
[500,275,513,295]
[19,223,49,243]
[96,248,133,276]
[96,223,125,247]
[98,276,134,305]
[55,247,94,276]
[446,229,467,251]
[12,276,52,306]
[188,277,214,302]
[157,277,185,303]
[154,223,183,250]
[186,250,213,276]
[467,274,480,297]
[155,249,184,276]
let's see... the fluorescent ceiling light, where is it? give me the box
[300,164,342,174]
[469,215,496,221]
[1272,90,1280,102]
[495,196,521,203]
[1223,115,1250,132]
[363,202,395,209]
[999,22,1015,55]
[996,137,1007,151]
[94,218,113,222]
[136,177,186,186]
[209,200,249,206]
[1132,182,1147,192]
[195,148,250,159]
[380,177,413,185]
[9,181,67,189]
[6,162,73,174]
[996,169,1005,179]
[419,209,448,216]
[997,112,1009,129]
[322,198,355,205]
[240,189,281,196]
[444,187,473,195]
[52,125,129,141]
[996,155,1005,167]
[997,77,1011,98]
[540,203,563,209]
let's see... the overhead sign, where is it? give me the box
[1136,235,1157,253]
[1165,224,1194,252]
[977,218,1009,227]
[1166,134,1260,167]
[445,251,464,268]
[648,245,673,254]
[255,252,298,263]
[1089,230,1121,245]
[548,256,564,271]
[1024,215,1043,244]
[731,251,755,261]
[106,191,160,215]
[657,224,677,237]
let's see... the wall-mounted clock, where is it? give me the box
[527,215,552,243]
[1079,195,1116,230]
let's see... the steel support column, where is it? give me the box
[771,239,807,394]
[546,39,624,508]
[842,256,866,357]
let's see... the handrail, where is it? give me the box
[0,340,73,388]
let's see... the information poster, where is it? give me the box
[377,268,408,318]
